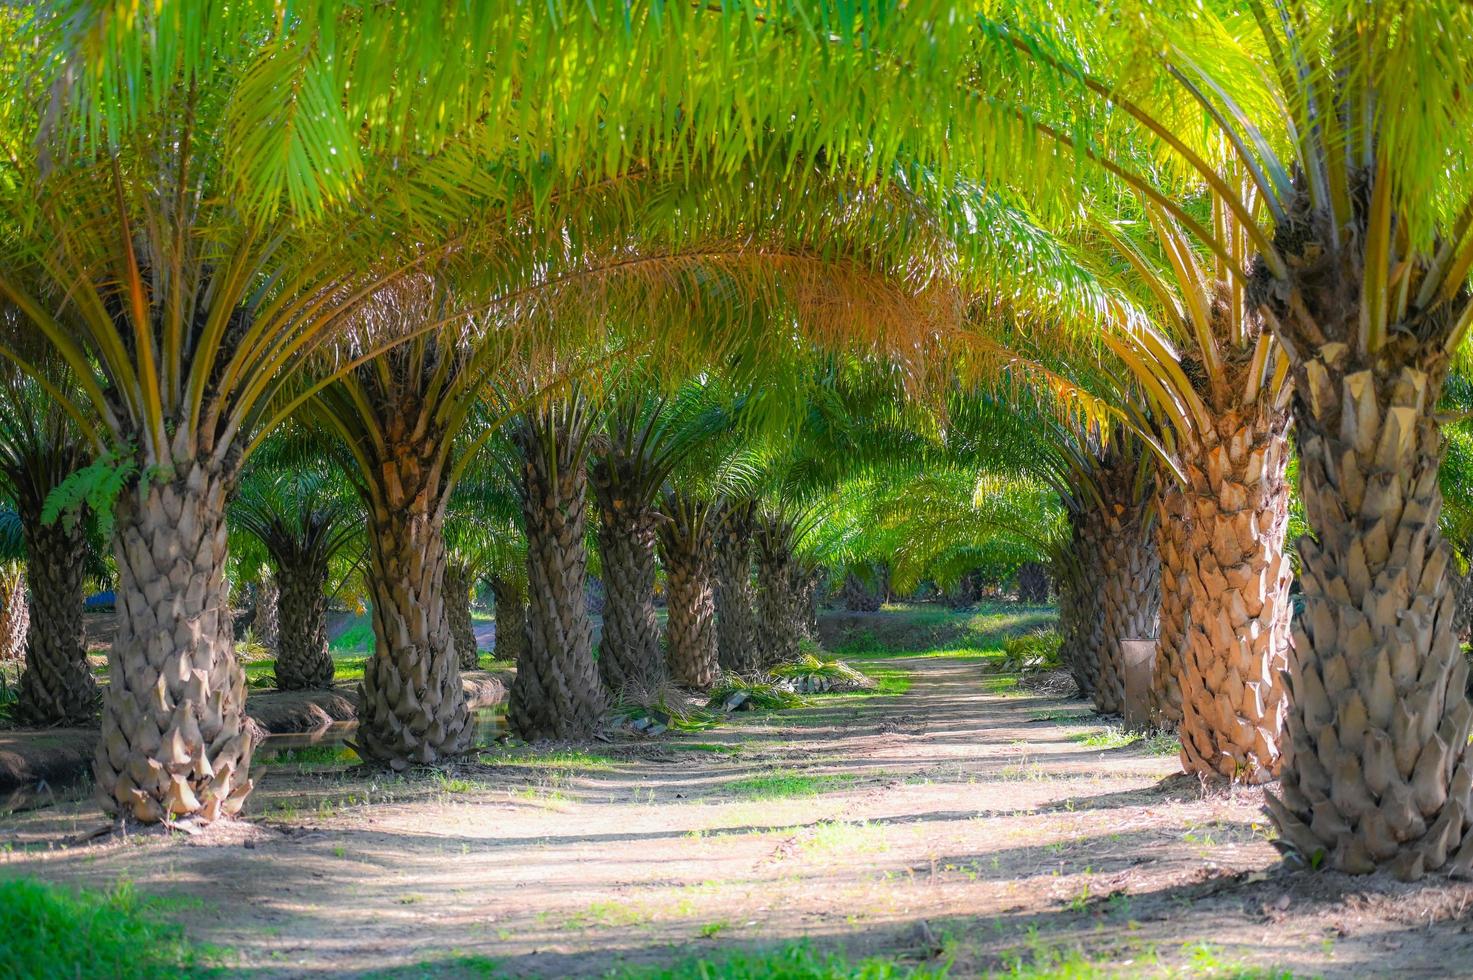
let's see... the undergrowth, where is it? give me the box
[0,877,221,978]
[617,939,949,978]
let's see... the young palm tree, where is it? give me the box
[232,461,361,691]
[510,392,607,739]
[712,499,762,674]
[0,353,96,725]
[588,378,733,692]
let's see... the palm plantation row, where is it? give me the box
[1,1,1472,886]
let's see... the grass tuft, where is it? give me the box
[616,939,949,978]
[0,877,219,979]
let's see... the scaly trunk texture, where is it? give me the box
[359,499,473,768]
[95,466,253,823]
[1087,442,1160,716]
[590,464,663,692]
[490,576,528,666]
[1150,483,1191,727]
[1017,562,1050,604]
[754,517,803,667]
[0,567,27,663]
[1454,563,1473,643]
[1171,413,1293,783]
[14,514,95,725]
[1061,506,1108,699]
[445,563,480,672]
[713,501,760,674]
[842,571,883,612]
[252,576,279,652]
[510,407,606,739]
[1264,349,1473,878]
[273,558,333,690]
[799,566,822,638]
[1253,179,1473,879]
[659,492,719,690]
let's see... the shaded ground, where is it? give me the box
[4,605,1473,977]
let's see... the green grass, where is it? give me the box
[258,744,358,766]
[617,940,949,978]
[829,603,1056,667]
[671,742,743,755]
[1070,727,1141,750]
[329,618,375,654]
[480,749,620,772]
[723,770,856,800]
[0,877,221,979]
[242,653,368,686]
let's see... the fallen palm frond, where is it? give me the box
[997,628,1063,673]
[771,654,877,694]
[707,674,806,713]
[611,680,719,735]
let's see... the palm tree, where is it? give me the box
[588,378,733,692]
[0,347,96,725]
[232,457,362,691]
[0,509,25,666]
[712,499,763,674]
[509,392,607,739]
[962,0,1473,876]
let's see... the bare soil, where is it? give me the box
[4,616,1473,977]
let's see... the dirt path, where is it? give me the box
[5,647,1473,977]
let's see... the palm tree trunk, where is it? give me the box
[842,571,882,612]
[509,407,606,739]
[0,567,27,663]
[1150,483,1191,726]
[755,517,803,667]
[591,479,663,692]
[358,500,473,769]
[273,557,333,690]
[1057,519,1104,699]
[445,563,480,672]
[1016,562,1050,604]
[1170,416,1293,783]
[15,514,95,725]
[1080,442,1159,716]
[659,493,718,690]
[252,575,279,652]
[94,466,253,824]
[799,566,822,639]
[489,576,528,665]
[1264,348,1473,878]
[713,501,760,674]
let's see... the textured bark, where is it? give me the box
[94,466,254,823]
[659,492,718,690]
[445,563,480,672]
[1171,415,1293,783]
[590,463,663,692]
[754,516,803,667]
[1058,515,1105,699]
[1263,349,1473,877]
[842,568,884,612]
[1016,562,1050,604]
[1150,483,1191,727]
[509,407,606,739]
[252,576,279,652]
[273,558,333,690]
[1253,178,1473,878]
[799,566,822,638]
[1455,564,1473,643]
[490,576,528,666]
[0,567,26,663]
[14,514,95,725]
[712,501,760,674]
[357,466,473,769]
[1081,441,1159,716]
